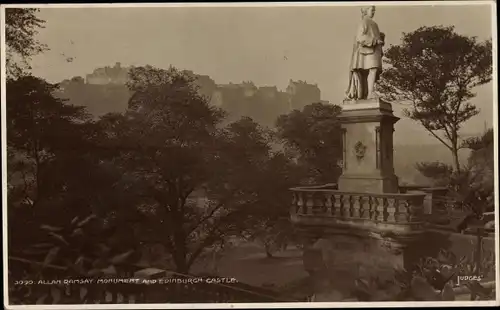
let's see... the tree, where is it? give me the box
[414,129,494,216]
[6,76,90,210]
[6,75,140,256]
[6,77,144,303]
[415,161,453,186]
[452,128,494,215]
[379,26,492,172]
[276,102,343,184]
[241,147,302,258]
[5,8,47,78]
[101,65,293,273]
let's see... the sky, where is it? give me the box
[28,2,495,139]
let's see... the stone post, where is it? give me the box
[423,187,450,225]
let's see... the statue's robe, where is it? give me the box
[345,16,383,100]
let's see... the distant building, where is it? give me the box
[211,80,320,110]
[86,62,129,85]
[241,82,258,97]
[74,63,323,126]
[83,64,321,112]
[183,70,217,98]
[85,65,218,100]
[256,86,279,100]
[210,90,224,107]
[286,79,321,110]
[210,82,256,108]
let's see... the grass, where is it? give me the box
[191,241,308,288]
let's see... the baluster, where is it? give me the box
[333,194,343,217]
[342,195,351,218]
[351,195,361,218]
[396,199,409,222]
[386,198,396,222]
[359,195,370,219]
[406,199,415,222]
[324,193,333,216]
[372,197,379,221]
[374,197,385,221]
[365,196,372,219]
[369,196,376,220]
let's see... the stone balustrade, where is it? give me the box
[290,185,427,238]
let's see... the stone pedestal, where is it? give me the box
[337,98,400,193]
[289,98,430,301]
[302,232,421,298]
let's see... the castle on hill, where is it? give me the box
[58,63,325,127]
[71,62,323,112]
[85,62,129,85]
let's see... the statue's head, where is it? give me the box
[361,6,376,18]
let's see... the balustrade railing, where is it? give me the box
[290,186,427,235]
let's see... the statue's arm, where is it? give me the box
[356,20,378,47]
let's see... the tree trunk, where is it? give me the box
[172,231,189,274]
[174,256,189,275]
[264,242,273,258]
[451,147,461,173]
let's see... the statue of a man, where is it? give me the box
[345,6,385,101]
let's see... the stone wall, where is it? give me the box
[303,233,412,297]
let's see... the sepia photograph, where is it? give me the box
[1,1,498,308]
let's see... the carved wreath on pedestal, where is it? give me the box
[354,141,367,162]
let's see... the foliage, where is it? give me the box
[94,65,299,274]
[379,25,492,172]
[462,128,494,151]
[459,128,495,214]
[5,8,47,78]
[97,66,222,273]
[7,75,96,249]
[7,76,90,152]
[53,82,132,118]
[448,168,494,217]
[415,161,453,186]
[276,102,343,184]
[8,65,301,299]
[247,218,296,258]
[416,248,493,286]
[415,129,494,216]
[8,215,140,305]
[352,247,495,301]
[7,76,145,304]
[5,10,305,303]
